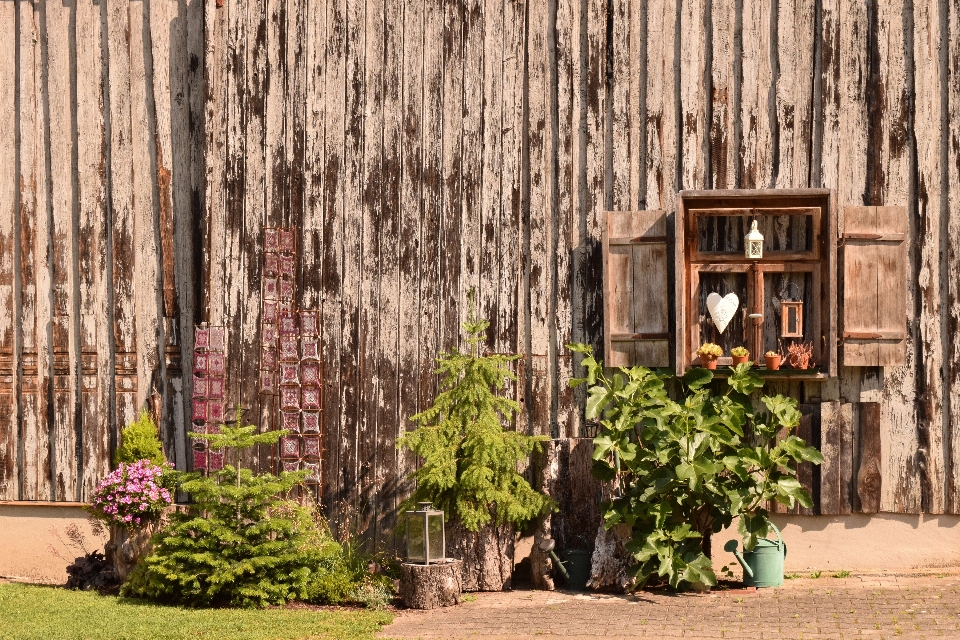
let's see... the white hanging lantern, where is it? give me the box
[745,220,764,259]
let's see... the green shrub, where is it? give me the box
[570,345,822,590]
[397,295,554,532]
[115,410,165,466]
[124,407,370,608]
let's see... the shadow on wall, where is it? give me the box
[716,514,960,572]
[0,506,103,585]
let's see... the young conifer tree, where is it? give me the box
[398,294,553,531]
[124,406,345,608]
[114,409,165,466]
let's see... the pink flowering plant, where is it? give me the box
[90,460,173,529]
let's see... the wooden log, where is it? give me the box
[447,520,514,592]
[399,560,463,609]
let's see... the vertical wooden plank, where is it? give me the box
[0,0,19,500]
[609,0,631,207]
[246,0,268,471]
[679,0,708,190]
[774,0,815,188]
[148,0,185,468]
[949,0,960,514]
[819,400,841,514]
[912,0,946,515]
[839,402,857,514]
[339,0,365,528]
[459,0,482,337]
[478,0,502,352]
[107,0,137,432]
[710,0,737,190]
[376,0,403,548]
[181,0,205,470]
[46,0,80,501]
[129,0,161,420]
[569,0,606,432]
[222,0,247,471]
[320,0,345,520]
[738,0,772,188]
[76,0,110,497]
[395,0,424,518]
[644,0,677,210]
[359,0,384,543]
[857,401,882,513]
[438,0,463,355]
[204,0,228,330]
[527,0,552,436]
[18,0,53,500]
[816,0,841,192]
[554,0,576,434]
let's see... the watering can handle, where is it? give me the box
[769,522,786,558]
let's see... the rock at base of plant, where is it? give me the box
[399,560,463,609]
[447,520,514,592]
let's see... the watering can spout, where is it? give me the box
[723,539,754,579]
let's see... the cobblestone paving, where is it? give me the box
[381,573,960,639]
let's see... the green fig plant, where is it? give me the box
[569,344,822,590]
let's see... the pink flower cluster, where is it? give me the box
[90,460,172,529]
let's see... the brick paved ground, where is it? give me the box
[380,572,960,639]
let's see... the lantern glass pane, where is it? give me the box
[407,513,426,563]
[427,514,445,562]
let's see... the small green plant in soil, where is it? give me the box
[398,294,553,532]
[125,406,384,608]
[570,346,822,590]
[115,409,166,466]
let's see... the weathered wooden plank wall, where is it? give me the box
[2,0,960,547]
[0,0,204,501]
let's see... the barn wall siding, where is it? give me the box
[1,0,959,538]
[0,0,204,501]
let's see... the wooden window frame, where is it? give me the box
[674,189,837,378]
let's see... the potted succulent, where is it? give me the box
[730,346,750,366]
[764,350,782,371]
[696,343,723,370]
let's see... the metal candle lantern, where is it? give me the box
[745,220,764,259]
[405,502,446,564]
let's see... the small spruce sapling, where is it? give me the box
[398,295,554,532]
[124,406,345,608]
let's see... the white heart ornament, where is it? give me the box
[706,292,740,334]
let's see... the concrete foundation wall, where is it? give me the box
[717,514,960,572]
[0,505,106,584]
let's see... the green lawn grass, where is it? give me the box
[0,583,393,640]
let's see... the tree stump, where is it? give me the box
[105,524,157,582]
[447,520,514,591]
[399,559,464,609]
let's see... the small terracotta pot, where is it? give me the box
[731,354,749,366]
[765,354,782,371]
[699,354,718,370]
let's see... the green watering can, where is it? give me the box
[723,523,786,588]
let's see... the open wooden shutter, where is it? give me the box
[602,210,671,368]
[840,206,907,366]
